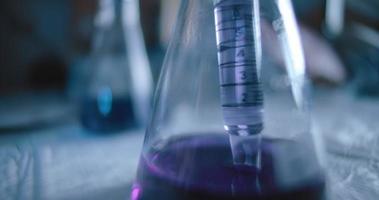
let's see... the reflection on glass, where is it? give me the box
[132,0,326,199]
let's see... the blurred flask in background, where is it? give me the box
[78,0,153,133]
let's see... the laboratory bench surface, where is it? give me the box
[0,89,378,200]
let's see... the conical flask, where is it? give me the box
[132,0,326,199]
[80,0,153,132]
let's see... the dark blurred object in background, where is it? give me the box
[140,0,164,82]
[293,0,325,28]
[140,0,161,49]
[70,0,97,56]
[0,0,163,96]
[0,0,71,94]
[28,54,67,90]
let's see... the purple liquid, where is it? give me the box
[132,134,325,200]
[80,97,137,132]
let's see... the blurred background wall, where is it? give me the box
[0,0,71,93]
[1,0,379,95]
[0,0,162,95]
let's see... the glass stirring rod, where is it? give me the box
[213,0,263,168]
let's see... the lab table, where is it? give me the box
[0,90,378,200]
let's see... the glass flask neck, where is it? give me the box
[95,0,140,28]
[92,0,141,55]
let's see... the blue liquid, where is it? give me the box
[80,97,137,132]
[133,134,325,200]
